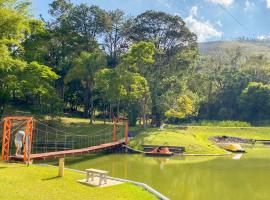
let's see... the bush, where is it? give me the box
[188,120,251,127]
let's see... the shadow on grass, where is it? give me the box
[0,167,7,169]
[42,176,61,181]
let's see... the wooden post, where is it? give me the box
[113,121,117,142]
[125,122,128,145]
[58,158,65,177]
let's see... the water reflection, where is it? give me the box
[65,149,270,200]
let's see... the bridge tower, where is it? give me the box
[1,116,33,162]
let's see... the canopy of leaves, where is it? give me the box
[165,92,198,119]
[239,82,270,121]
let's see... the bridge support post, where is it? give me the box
[125,122,128,145]
[1,118,11,161]
[1,116,33,162]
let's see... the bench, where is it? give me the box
[85,168,108,185]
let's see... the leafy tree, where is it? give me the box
[126,10,198,126]
[165,92,198,120]
[103,9,128,67]
[127,73,150,127]
[95,68,126,120]
[65,49,107,122]
[121,41,154,127]
[66,4,110,51]
[0,0,60,117]
[239,82,270,121]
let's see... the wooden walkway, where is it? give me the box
[10,140,124,161]
[31,140,124,160]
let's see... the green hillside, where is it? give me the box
[199,40,270,57]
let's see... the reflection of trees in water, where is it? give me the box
[66,153,270,200]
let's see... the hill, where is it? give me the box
[199,39,270,57]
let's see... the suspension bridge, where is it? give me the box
[1,116,128,163]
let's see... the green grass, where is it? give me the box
[0,162,156,200]
[37,116,270,154]
[3,105,270,155]
[128,126,270,154]
[187,120,251,127]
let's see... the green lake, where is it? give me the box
[62,148,270,200]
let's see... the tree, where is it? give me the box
[122,41,154,127]
[128,73,150,128]
[126,10,198,126]
[65,49,107,122]
[66,4,110,51]
[95,68,126,121]
[239,82,270,121]
[0,0,60,117]
[103,9,128,67]
[165,92,198,120]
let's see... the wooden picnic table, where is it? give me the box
[85,168,108,185]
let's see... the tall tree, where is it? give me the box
[122,41,155,127]
[103,9,128,67]
[126,11,198,126]
[0,0,60,116]
[239,82,270,121]
[65,48,106,122]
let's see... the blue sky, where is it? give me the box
[31,0,270,42]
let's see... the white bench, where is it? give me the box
[85,168,108,185]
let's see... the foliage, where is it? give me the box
[126,10,199,126]
[239,82,270,121]
[65,49,107,121]
[3,0,270,126]
[0,0,60,117]
[165,92,198,120]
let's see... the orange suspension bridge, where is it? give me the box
[0,116,128,163]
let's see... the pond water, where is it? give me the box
[63,148,270,200]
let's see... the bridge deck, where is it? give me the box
[31,140,124,160]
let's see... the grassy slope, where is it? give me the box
[0,162,156,200]
[33,116,270,154]
[128,126,270,154]
[3,106,270,154]
[199,40,270,58]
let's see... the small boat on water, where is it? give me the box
[221,143,246,153]
[145,147,174,157]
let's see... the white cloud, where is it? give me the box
[190,6,198,16]
[185,15,222,42]
[266,0,270,8]
[244,0,255,11]
[207,0,234,7]
[216,20,222,27]
[257,35,270,40]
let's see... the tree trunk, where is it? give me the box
[117,99,120,122]
[90,93,94,124]
[142,104,147,129]
[83,81,90,117]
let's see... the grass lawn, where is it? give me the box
[128,126,270,154]
[0,162,156,200]
[36,116,270,154]
[3,106,270,155]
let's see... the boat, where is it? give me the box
[144,147,174,157]
[221,143,246,153]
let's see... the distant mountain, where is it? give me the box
[199,40,270,57]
